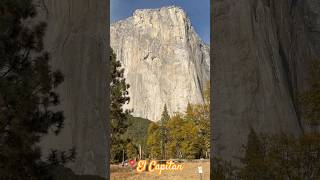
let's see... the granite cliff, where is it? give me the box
[111,6,210,121]
[35,0,108,178]
[212,0,320,162]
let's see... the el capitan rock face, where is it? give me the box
[35,0,108,177]
[111,6,210,121]
[30,0,320,176]
[212,0,320,162]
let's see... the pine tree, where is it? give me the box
[147,122,161,159]
[239,128,270,180]
[160,104,170,123]
[0,0,66,179]
[159,104,169,159]
[110,47,131,162]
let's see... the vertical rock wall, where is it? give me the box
[212,0,319,162]
[35,0,108,177]
[111,6,210,121]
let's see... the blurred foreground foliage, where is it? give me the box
[213,131,320,180]
[213,61,320,180]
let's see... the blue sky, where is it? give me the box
[111,0,210,44]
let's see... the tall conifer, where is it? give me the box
[110,48,131,162]
[0,0,66,179]
[159,104,169,159]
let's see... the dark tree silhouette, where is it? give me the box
[0,1,70,179]
[110,47,131,163]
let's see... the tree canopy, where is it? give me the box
[110,47,131,163]
[147,82,210,160]
[0,0,71,179]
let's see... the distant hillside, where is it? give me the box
[124,116,152,153]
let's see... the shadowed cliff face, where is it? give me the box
[35,0,108,178]
[303,0,320,56]
[111,6,210,121]
[212,0,320,162]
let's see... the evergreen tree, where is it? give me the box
[159,104,169,159]
[265,133,320,179]
[239,128,270,180]
[160,104,170,123]
[124,116,151,159]
[110,48,131,162]
[213,132,320,179]
[146,122,161,159]
[0,0,66,179]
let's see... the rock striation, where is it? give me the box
[35,0,108,178]
[212,0,320,163]
[111,6,210,121]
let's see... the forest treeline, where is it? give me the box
[213,61,320,180]
[146,98,210,160]
[213,129,320,179]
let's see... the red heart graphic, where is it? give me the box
[129,160,135,166]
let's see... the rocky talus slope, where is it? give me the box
[111,6,210,121]
[212,0,320,162]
